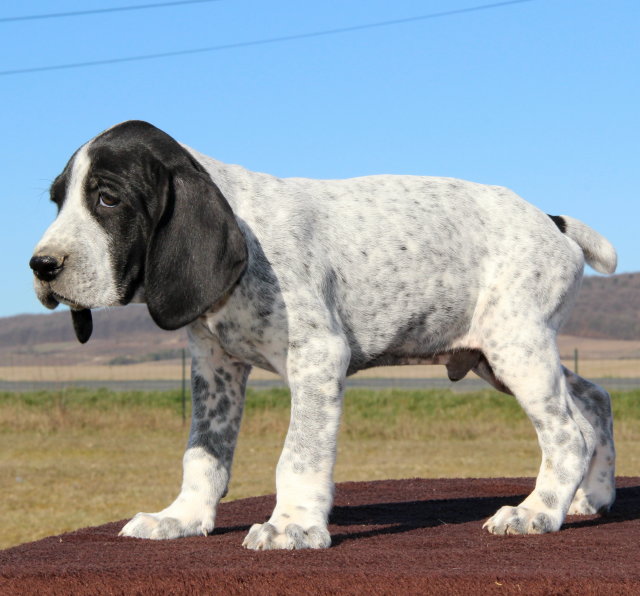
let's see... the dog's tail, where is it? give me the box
[548,214,617,274]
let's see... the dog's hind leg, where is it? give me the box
[481,329,596,535]
[562,366,616,515]
[472,358,616,516]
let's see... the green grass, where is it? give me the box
[1,387,639,549]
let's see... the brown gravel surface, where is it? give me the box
[1,477,638,595]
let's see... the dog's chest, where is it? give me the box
[201,288,289,375]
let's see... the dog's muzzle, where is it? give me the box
[29,252,94,343]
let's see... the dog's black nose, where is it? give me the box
[29,255,64,282]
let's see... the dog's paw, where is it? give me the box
[119,511,213,540]
[483,506,560,535]
[568,487,616,515]
[242,522,331,550]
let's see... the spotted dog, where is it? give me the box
[30,121,617,549]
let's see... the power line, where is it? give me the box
[0,0,222,23]
[0,0,537,77]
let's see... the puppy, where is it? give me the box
[30,121,616,549]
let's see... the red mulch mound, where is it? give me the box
[1,477,638,595]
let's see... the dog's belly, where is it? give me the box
[335,277,479,375]
[345,334,475,376]
[349,349,484,382]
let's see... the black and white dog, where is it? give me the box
[30,121,616,549]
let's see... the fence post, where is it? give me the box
[182,348,187,425]
[574,348,579,375]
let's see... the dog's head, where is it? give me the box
[30,120,247,342]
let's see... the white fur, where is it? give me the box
[561,215,617,274]
[33,145,119,309]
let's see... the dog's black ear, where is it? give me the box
[145,166,247,330]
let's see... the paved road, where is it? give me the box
[2,377,639,393]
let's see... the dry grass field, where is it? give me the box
[1,387,639,550]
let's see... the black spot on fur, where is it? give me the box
[548,214,567,233]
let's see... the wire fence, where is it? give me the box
[2,341,640,395]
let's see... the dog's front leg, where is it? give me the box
[120,322,249,539]
[243,332,350,550]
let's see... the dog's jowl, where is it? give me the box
[30,121,617,549]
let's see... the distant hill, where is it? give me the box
[560,272,640,340]
[0,305,161,346]
[0,306,184,366]
[0,272,637,366]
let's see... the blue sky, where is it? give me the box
[1,0,638,318]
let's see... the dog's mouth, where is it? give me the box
[34,285,94,343]
[33,279,60,310]
[51,290,88,311]
[50,291,93,343]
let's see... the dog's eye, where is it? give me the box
[99,195,119,208]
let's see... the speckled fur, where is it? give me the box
[119,321,250,539]
[191,149,616,545]
[31,122,617,549]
